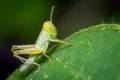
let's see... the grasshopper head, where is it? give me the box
[43,21,57,38]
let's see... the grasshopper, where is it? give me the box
[11,6,72,73]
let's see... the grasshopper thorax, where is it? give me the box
[43,21,57,38]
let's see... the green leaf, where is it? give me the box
[7,24,120,80]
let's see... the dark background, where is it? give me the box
[0,0,120,80]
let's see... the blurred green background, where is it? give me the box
[0,0,120,80]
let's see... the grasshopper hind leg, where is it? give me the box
[12,45,41,73]
[14,55,40,73]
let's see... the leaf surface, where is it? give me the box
[7,24,120,80]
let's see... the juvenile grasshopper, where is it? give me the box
[12,6,72,73]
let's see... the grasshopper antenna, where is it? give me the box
[50,5,55,23]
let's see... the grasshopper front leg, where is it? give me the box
[50,39,73,46]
